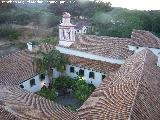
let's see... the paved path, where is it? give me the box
[55,94,82,109]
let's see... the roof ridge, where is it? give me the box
[127,49,152,119]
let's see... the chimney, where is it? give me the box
[27,42,32,51]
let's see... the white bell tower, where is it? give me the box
[59,12,76,47]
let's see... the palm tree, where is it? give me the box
[33,49,68,87]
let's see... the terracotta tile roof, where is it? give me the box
[0,44,80,120]
[1,31,160,119]
[0,106,19,120]
[0,44,54,85]
[69,35,133,60]
[66,55,121,73]
[0,85,79,120]
[130,51,160,120]
[78,49,160,120]
[0,50,36,85]
[131,29,160,48]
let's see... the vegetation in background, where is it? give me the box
[90,8,160,37]
[48,0,111,18]
[1,1,160,38]
[0,7,60,27]
[39,37,58,45]
[0,24,21,40]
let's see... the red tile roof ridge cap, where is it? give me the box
[127,48,151,119]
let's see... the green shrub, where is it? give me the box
[0,24,21,40]
[72,77,96,102]
[53,76,74,94]
[37,86,57,101]
[53,76,95,102]
[39,37,58,45]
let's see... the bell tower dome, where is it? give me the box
[59,12,76,47]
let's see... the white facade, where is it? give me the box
[56,46,124,64]
[52,68,62,78]
[75,26,88,34]
[59,12,76,47]
[128,45,160,66]
[38,65,106,87]
[20,73,50,92]
[27,42,33,52]
[65,65,106,87]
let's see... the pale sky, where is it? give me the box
[106,0,160,10]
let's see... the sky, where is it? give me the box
[106,0,160,10]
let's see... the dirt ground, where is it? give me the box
[0,24,53,57]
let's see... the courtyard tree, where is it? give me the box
[33,49,68,85]
[53,76,74,95]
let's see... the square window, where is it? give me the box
[89,72,94,79]
[40,74,45,81]
[70,66,74,73]
[79,69,84,77]
[30,79,36,87]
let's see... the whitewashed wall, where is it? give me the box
[56,46,124,64]
[20,74,49,93]
[20,64,106,92]
[75,26,87,34]
[65,64,106,87]
[75,29,82,34]
[128,45,160,66]
[82,26,87,34]
[52,68,62,78]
